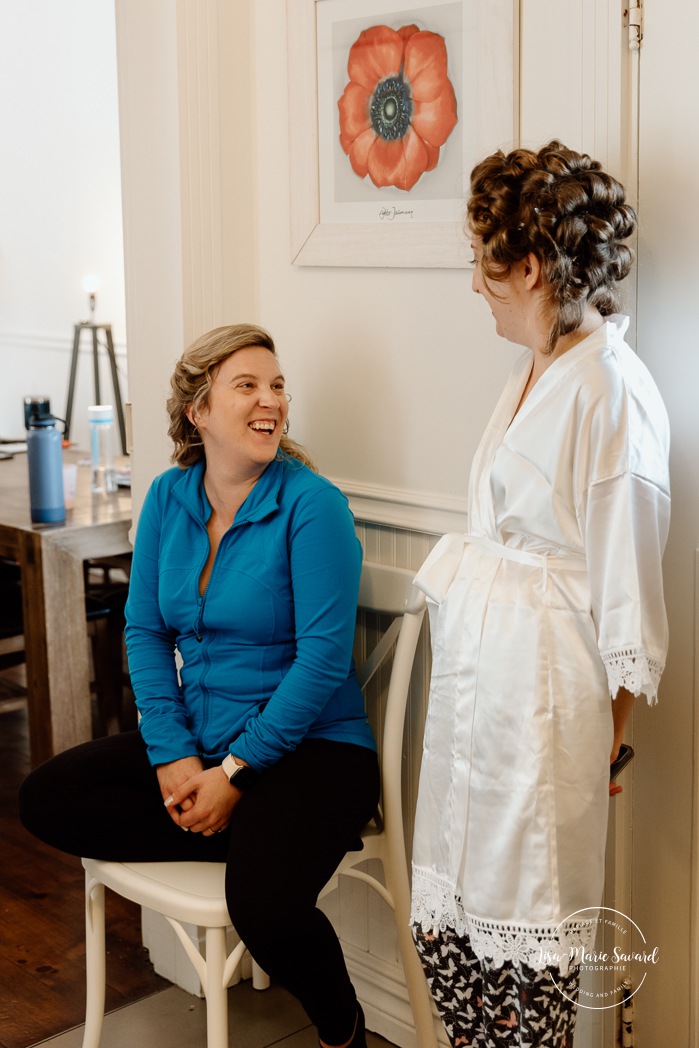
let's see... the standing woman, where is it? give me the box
[20,324,378,1048]
[410,143,670,1046]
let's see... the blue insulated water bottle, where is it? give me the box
[25,396,65,524]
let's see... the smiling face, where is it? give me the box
[189,346,289,477]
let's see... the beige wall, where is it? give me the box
[247,4,512,516]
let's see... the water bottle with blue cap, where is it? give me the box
[25,395,65,524]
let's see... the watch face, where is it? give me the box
[230,765,257,791]
[222,754,257,790]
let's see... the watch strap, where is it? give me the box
[222,753,257,791]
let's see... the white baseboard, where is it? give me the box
[343,942,447,1048]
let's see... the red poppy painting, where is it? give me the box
[337,23,458,192]
[287,0,514,266]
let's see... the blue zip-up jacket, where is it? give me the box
[124,453,375,769]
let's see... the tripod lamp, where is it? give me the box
[64,276,127,454]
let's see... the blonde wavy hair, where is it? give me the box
[167,324,316,470]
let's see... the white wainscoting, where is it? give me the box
[338,480,467,538]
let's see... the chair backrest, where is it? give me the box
[354,563,426,833]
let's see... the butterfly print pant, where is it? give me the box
[412,925,578,1048]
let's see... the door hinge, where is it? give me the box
[626,0,643,51]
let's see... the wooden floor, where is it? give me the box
[0,682,166,1048]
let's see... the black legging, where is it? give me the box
[18,731,380,1045]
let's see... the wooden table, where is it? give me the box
[0,450,132,765]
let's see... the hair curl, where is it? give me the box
[467,140,636,353]
[167,323,316,470]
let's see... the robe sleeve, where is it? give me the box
[580,471,670,704]
[573,344,671,704]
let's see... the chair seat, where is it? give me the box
[83,857,231,927]
[83,827,384,928]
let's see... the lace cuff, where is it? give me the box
[412,867,466,936]
[602,648,664,704]
[468,916,596,976]
[411,866,596,975]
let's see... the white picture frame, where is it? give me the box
[286,0,519,268]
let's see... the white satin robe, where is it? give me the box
[411,317,670,972]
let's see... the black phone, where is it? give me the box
[610,743,634,781]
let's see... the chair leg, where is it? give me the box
[82,874,107,1048]
[251,957,270,990]
[205,926,229,1048]
[383,845,438,1048]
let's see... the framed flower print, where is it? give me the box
[287,0,518,268]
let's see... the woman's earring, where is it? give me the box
[283,419,290,435]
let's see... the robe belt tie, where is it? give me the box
[414,532,587,604]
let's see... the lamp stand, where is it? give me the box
[64,322,127,454]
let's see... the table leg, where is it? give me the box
[19,532,92,766]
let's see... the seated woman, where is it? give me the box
[19,323,378,1048]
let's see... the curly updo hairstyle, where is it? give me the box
[467,140,637,353]
[167,323,315,470]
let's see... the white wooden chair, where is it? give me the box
[81,562,436,1048]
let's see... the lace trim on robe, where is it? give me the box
[411,866,596,975]
[602,648,664,705]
